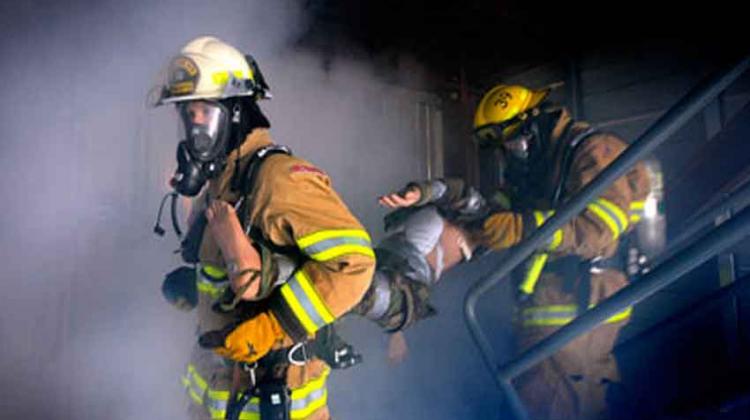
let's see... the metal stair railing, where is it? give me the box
[463,55,750,419]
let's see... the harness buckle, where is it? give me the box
[589,256,605,274]
[287,342,309,366]
[242,361,258,387]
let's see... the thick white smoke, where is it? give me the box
[1,1,501,419]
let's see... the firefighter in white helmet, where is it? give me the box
[152,36,374,420]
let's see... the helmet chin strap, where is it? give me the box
[222,97,272,192]
[230,102,244,191]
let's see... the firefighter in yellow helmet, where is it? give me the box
[152,36,375,420]
[381,84,651,419]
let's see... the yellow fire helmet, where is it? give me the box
[153,36,270,106]
[473,84,550,143]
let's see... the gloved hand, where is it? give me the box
[481,211,523,250]
[161,266,198,311]
[198,312,286,363]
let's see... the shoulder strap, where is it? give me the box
[551,127,600,205]
[235,144,300,258]
[239,144,293,196]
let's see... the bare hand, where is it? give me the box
[205,200,261,300]
[205,200,236,225]
[378,187,421,209]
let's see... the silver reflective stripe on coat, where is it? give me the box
[290,387,326,411]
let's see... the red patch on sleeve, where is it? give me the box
[290,164,326,176]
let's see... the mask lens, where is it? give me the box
[190,128,214,153]
[503,132,532,160]
[178,101,227,160]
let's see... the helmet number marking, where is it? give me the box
[493,91,513,109]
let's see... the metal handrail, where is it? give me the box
[651,179,750,269]
[497,204,750,381]
[463,55,750,419]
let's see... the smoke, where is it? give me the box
[0,1,503,419]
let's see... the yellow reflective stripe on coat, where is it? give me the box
[196,281,227,299]
[533,211,545,227]
[518,210,563,297]
[183,364,330,419]
[206,389,260,420]
[202,264,227,279]
[629,201,645,223]
[519,252,549,295]
[280,270,335,334]
[587,198,629,240]
[521,304,632,327]
[182,364,208,405]
[290,367,331,419]
[197,265,229,299]
[533,210,564,251]
[605,305,633,323]
[297,229,375,261]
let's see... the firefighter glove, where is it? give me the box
[481,211,524,250]
[198,312,285,364]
